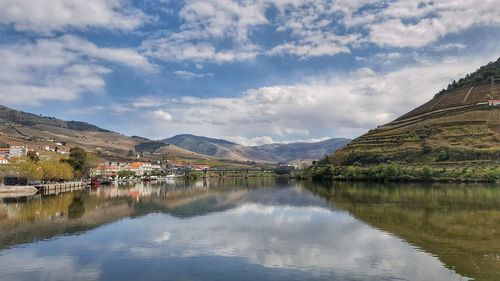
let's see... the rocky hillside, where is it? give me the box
[0,106,204,162]
[330,57,500,166]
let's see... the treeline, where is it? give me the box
[436,57,500,96]
[297,159,500,183]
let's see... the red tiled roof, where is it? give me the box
[130,162,143,168]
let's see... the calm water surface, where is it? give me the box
[0,179,499,281]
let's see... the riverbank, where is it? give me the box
[296,162,500,183]
[0,181,88,199]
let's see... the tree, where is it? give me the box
[10,157,43,180]
[40,160,74,181]
[421,166,434,180]
[67,147,89,177]
[27,151,39,163]
[435,150,449,162]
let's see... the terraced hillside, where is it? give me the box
[0,106,211,163]
[331,59,500,167]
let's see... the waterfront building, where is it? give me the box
[9,146,27,158]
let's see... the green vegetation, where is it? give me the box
[298,158,500,183]
[40,160,74,181]
[184,171,200,180]
[134,141,168,153]
[66,147,90,177]
[6,157,44,180]
[117,170,136,178]
[324,58,500,183]
[0,146,94,182]
[183,170,276,180]
[436,57,500,95]
[2,156,74,181]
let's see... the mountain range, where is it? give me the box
[163,134,350,162]
[0,105,350,164]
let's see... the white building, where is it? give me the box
[9,146,27,158]
[0,157,9,165]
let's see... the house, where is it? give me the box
[125,162,163,175]
[9,146,27,158]
[0,157,9,165]
[487,100,500,106]
[92,164,119,176]
[191,164,210,171]
[0,148,9,158]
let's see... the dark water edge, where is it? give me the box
[0,178,498,281]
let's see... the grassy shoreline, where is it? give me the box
[296,162,500,183]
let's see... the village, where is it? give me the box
[0,144,215,181]
[0,142,293,197]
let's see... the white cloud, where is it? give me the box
[224,135,335,146]
[111,55,490,140]
[142,0,365,62]
[366,0,500,47]
[369,18,446,48]
[433,43,466,52]
[57,35,156,72]
[0,35,155,105]
[173,70,213,79]
[142,38,261,63]
[131,97,168,108]
[141,0,500,62]
[153,110,173,122]
[142,0,268,63]
[224,136,276,146]
[0,0,147,33]
[269,1,362,58]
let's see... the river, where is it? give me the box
[0,179,498,281]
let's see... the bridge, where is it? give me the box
[190,167,294,179]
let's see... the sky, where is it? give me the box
[1,0,500,145]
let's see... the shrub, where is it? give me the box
[421,166,433,180]
[484,170,498,183]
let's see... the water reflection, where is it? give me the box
[305,181,500,281]
[0,179,497,280]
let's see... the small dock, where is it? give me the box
[35,181,89,196]
[0,186,38,199]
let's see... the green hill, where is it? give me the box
[307,57,500,182]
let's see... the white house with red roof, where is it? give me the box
[0,157,9,165]
[487,100,500,106]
